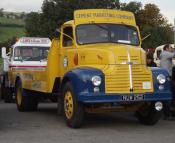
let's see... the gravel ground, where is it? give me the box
[0,102,175,143]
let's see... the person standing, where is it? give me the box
[146,53,157,67]
[160,44,175,77]
[160,44,175,119]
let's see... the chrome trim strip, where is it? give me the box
[127,50,133,91]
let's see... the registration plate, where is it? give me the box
[122,94,144,101]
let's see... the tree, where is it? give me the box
[0,8,4,17]
[25,12,42,37]
[20,12,26,20]
[120,1,142,28]
[120,2,173,49]
[138,4,173,49]
[139,4,167,28]
[25,0,120,37]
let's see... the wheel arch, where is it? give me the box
[60,67,105,98]
[61,76,71,93]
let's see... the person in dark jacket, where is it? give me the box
[146,53,157,67]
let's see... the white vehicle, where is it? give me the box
[153,44,174,66]
[1,37,51,102]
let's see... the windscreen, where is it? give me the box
[76,24,139,46]
[14,46,49,61]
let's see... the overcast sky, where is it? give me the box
[0,0,43,12]
[0,0,174,24]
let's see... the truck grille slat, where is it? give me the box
[105,65,153,93]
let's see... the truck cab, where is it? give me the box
[2,9,172,128]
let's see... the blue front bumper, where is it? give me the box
[77,91,172,103]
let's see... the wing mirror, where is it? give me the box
[142,34,151,41]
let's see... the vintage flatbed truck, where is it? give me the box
[1,9,172,128]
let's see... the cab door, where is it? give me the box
[60,25,76,76]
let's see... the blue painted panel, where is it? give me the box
[63,67,105,97]
[77,92,172,103]
[151,67,172,93]
[62,67,172,104]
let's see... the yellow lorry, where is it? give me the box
[1,9,172,128]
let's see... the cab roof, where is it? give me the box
[13,37,51,48]
[62,9,136,27]
[74,9,136,26]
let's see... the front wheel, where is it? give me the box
[62,82,84,128]
[135,103,162,125]
[57,95,63,116]
[15,80,38,112]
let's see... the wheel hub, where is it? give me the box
[64,91,73,119]
[17,87,22,106]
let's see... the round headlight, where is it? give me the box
[157,74,166,84]
[91,76,102,86]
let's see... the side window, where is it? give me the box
[62,26,73,47]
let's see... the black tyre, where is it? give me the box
[57,95,63,116]
[15,80,38,112]
[1,74,13,103]
[0,81,5,100]
[62,82,84,128]
[135,103,162,125]
[4,87,13,103]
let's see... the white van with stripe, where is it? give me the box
[1,37,51,102]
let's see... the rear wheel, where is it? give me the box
[0,76,5,100]
[1,74,13,103]
[15,80,38,112]
[135,103,162,125]
[63,82,84,128]
[4,87,13,103]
